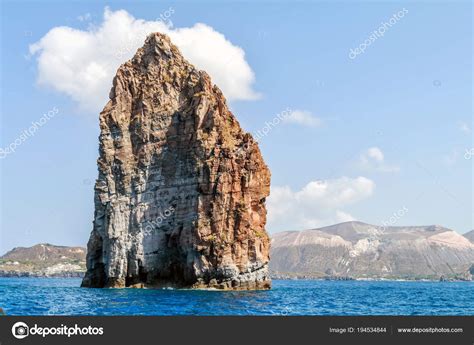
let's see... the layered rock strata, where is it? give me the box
[81,33,271,290]
[271,221,474,280]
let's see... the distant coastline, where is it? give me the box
[2,221,473,283]
[270,272,473,282]
[0,271,84,278]
[0,271,472,283]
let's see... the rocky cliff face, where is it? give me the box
[81,33,271,290]
[271,221,474,280]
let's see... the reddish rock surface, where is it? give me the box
[82,33,271,290]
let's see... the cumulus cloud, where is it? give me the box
[357,147,400,173]
[267,176,375,232]
[283,110,321,127]
[366,147,384,162]
[29,7,259,113]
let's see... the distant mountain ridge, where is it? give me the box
[270,221,474,280]
[464,230,474,243]
[0,243,86,277]
[2,223,473,280]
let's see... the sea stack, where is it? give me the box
[81,33,271,290]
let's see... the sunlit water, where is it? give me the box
[1,278,472,315]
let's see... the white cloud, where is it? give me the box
[267,176,375,232]
[357,147,400,173]
[283,110,321,127]
[29,8,259,113]
[366,147,384,162]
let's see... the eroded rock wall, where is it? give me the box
[81,33,271,290]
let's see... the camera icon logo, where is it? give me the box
[12,322,29,339]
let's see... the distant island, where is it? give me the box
[1,221,473,282]
[270,221,474,281]
[0,244,85,278]
[464,229,474,242]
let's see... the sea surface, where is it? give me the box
[0,278,473,315]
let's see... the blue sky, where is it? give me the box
[0,0,472,253]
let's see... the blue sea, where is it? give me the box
[0,278,473,315]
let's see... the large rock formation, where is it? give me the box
[81,33,271,290]
[271,221,474,280]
